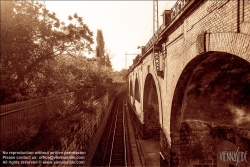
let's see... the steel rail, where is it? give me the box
[123,98,128,167]
[102,98,120,166]
[101,94,128,167]
[108,99,122,166]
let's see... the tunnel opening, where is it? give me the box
[170,51,250,167]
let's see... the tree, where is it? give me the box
[1,1,94,103]
[95,29,105,67]
[119,69,128,81]
[104,48,113,70]
[105,54,112,69]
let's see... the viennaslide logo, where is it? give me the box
[219,147,248,166]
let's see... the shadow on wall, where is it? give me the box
[143,73,160,139]
[170,51,250,167]
[182,52,250,128]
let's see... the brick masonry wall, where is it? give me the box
[165,0,242,135]
[53,94,110,166]
[160,130,171,166]
[144,107,160,139]
[134,99,143,122]
[163,2,250,164]
[127,99,145,139]
[179,121,250,167]
[0,91,113,166]
[30,93,111,167]
[128,0,250,166]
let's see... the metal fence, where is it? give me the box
[0,93,74,137]
[0,85,110,136]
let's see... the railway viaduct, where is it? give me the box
[127,0,250,166]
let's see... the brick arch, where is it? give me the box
[169,32,250,132]
[170,51,250,166]
[134,78,140,102]
[181,53,250,125]
[171,51,250,128]
[143,73,160,139]
[170,54,208,133]
[208,32,250,63]
[142,70,163,122]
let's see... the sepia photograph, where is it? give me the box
[1,0,250,167]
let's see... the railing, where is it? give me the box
[144,24,165,53]
[133,54,141,65]
[128,0,192,74]
[141,0,191,60]
[0,93,73,138]
[0,87,103,139]
[128,24,165,71]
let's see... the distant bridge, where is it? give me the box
[127,0,250,166]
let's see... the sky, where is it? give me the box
[45,1,177,71]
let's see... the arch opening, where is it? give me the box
[129,80,133,97]
[170,51,250,166]
[143,73,160,139]
[134,78,140,102]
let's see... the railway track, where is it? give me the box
[101,93,129,167]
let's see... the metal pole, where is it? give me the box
[125,52,127,69]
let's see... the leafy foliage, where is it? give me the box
[104,48,113,69]
[96,29,105,58]
[0,1,117,104]
[95,29,112,69]
[119,69,128,81]
[1,92,116,151]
